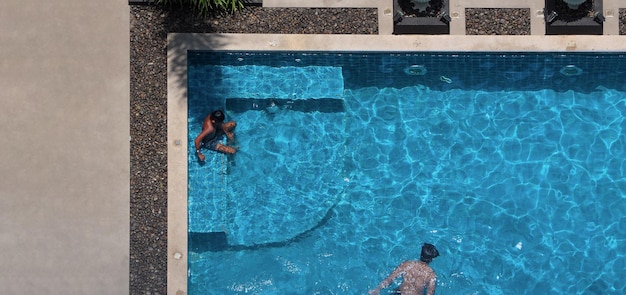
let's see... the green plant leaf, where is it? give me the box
[156,0,244,14]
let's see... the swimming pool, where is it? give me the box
[186,51,626,294]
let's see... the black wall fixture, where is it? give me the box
[393,0,450,35]
[544,0,603,35]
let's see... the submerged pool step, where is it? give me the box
[225,97,345,113]
[189,232,228,252]
[209,65,345,99]
[189,204,337,252]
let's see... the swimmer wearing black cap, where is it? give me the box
[369,243,440,295]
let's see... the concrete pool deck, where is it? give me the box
[0,0,129,294]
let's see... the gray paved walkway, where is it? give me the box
[0,1,129,294]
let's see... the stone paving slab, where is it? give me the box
[0,0,129,294]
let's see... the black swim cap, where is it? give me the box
[420,243,440,263]
[210,110,225,123]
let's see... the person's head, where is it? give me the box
[210,110,225,123]
[420,243,439,263]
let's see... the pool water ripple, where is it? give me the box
[188,59,626,294]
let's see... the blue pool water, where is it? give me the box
[187,52,626,294]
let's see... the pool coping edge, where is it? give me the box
[169,34,626,52]
[168,32,189,295]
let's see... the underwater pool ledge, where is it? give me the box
[167,33,626,295]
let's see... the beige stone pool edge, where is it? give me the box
[167,32,625,294]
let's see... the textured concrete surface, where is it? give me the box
[0,0,129,294]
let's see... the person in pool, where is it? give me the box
[369,243,440,295]
[194,110,237,161]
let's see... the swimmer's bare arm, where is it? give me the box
[226,131,235,143]
[369,262,409,295]
[194,125,215,161]
[222,121,237,144]
[426,274,437,295]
